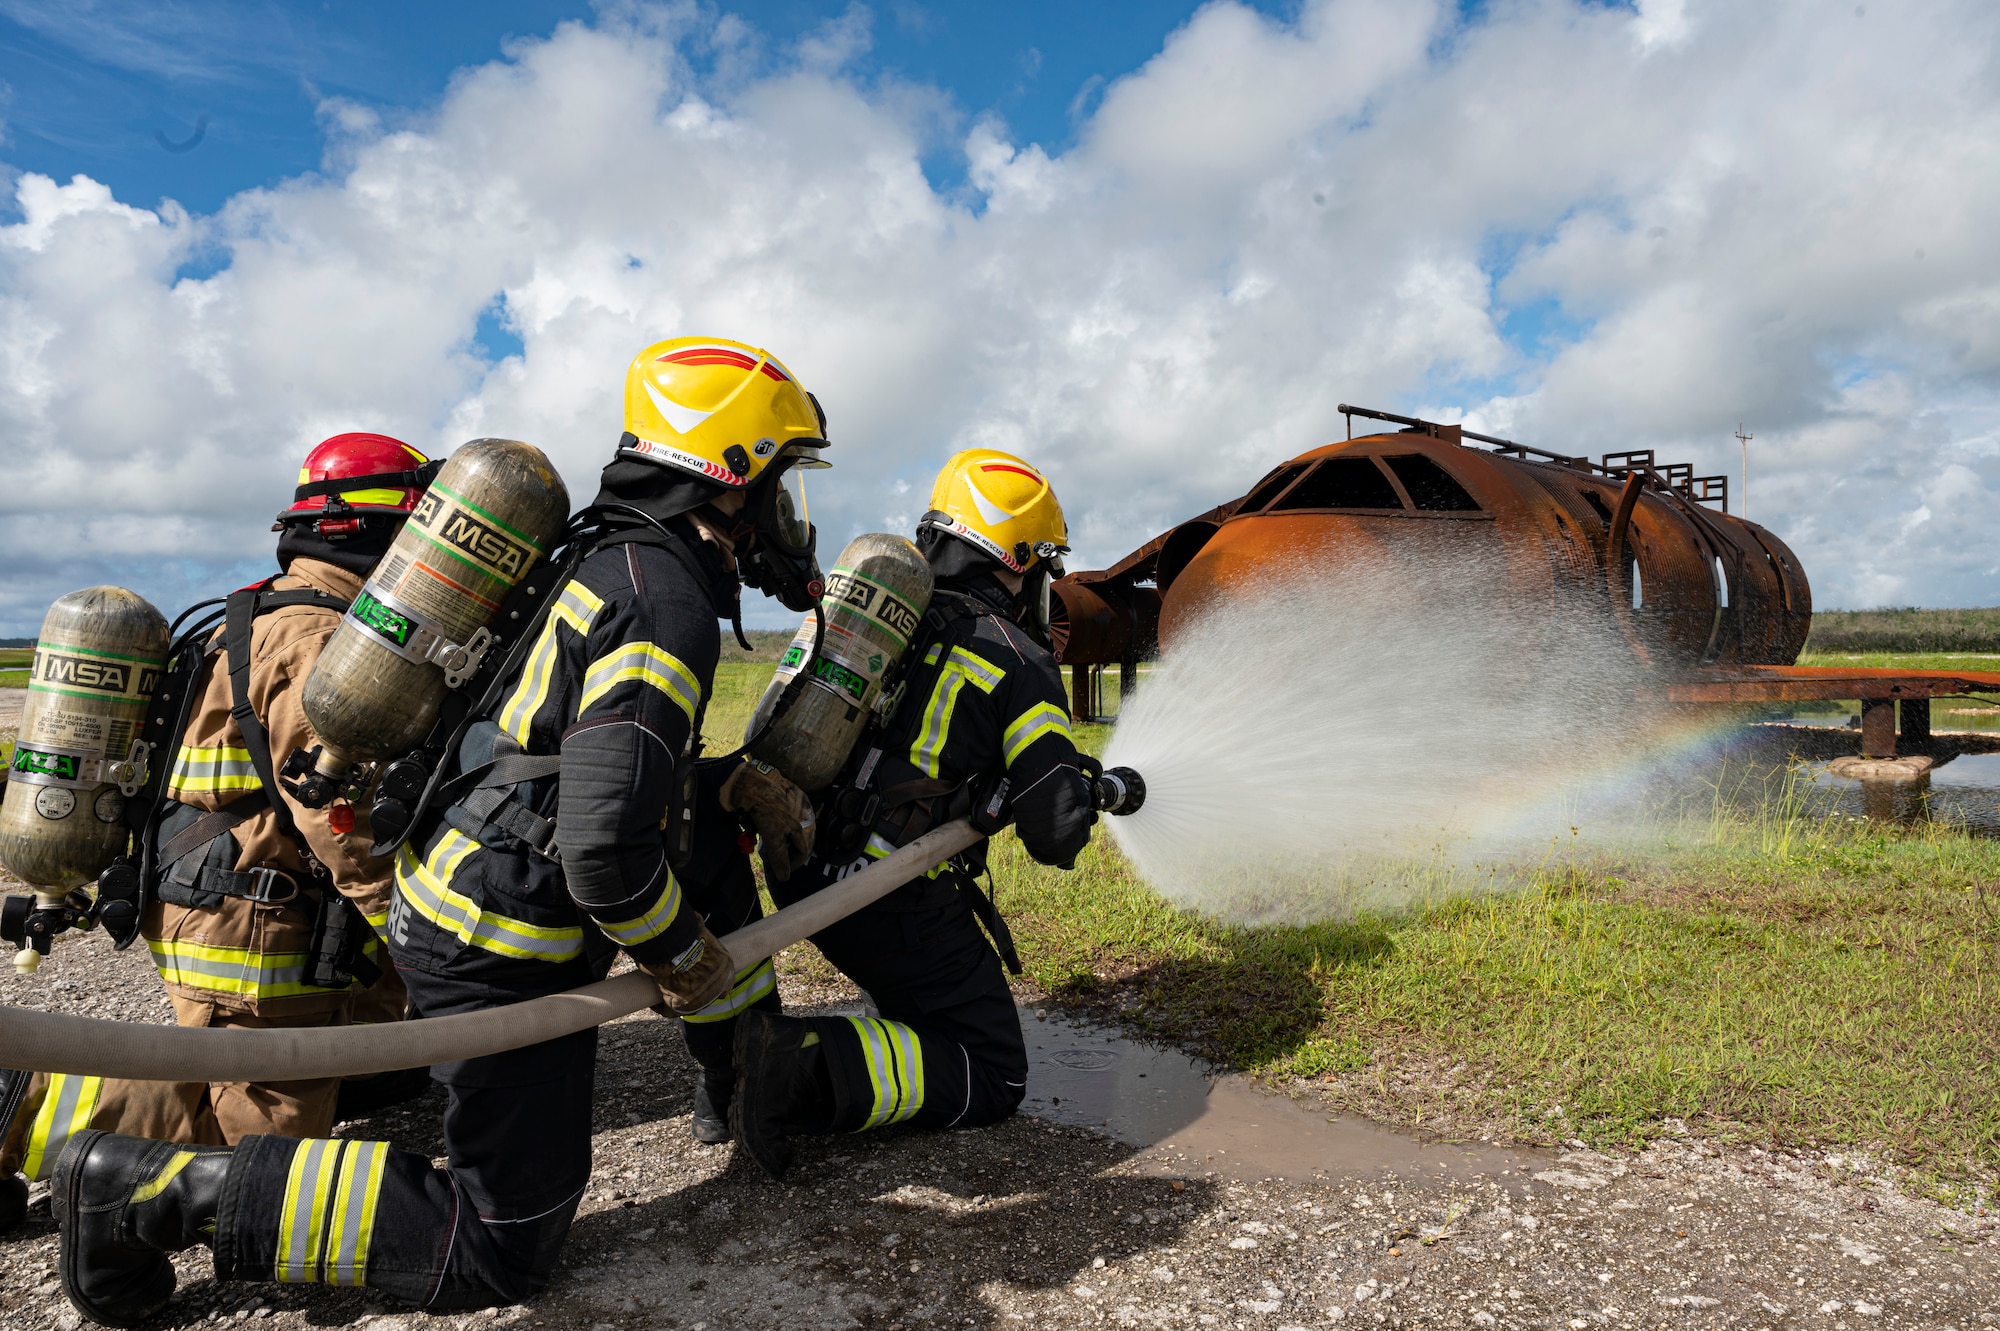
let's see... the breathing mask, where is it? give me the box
[734,447,826,612]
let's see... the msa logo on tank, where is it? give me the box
[32,649,158,699]
[348,589,415,649]
[823,569,922,645]
[411,485,536,578]
[9,742,119,796]
[776,649,871,704]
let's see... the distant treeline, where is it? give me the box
[1806,607,2000,654]
[718,628,798,664]
[0,639,33,649]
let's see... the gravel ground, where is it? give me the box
[2,893,1998,1329]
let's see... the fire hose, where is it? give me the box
[0,819,986,1082]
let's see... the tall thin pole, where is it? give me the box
[1736,423,1753,518]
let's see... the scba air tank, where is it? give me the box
[748,533,934,791]
[0,587,168,888]
[300,438,570,779]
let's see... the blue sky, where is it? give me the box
[1,0,1996,630]
[0,1,1287,216]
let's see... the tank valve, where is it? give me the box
[3,889,96,975]
[1092,766,1147,817]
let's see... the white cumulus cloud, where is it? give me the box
[2,0,1998,635]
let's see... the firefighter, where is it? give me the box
[47,338,830,1324]
[0,433,435,1238]
[731,448,1098,1181]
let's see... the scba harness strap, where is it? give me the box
[816,588,1025,973]
[135,582,380,990]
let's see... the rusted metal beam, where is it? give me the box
[1654,666,2000,703]
[1900,697,1932,747]
[1861,699,1897,758]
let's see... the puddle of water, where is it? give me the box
[1019,1008,1548,1188]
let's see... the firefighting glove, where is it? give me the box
[720,758,816,882]
[641,921,736,1014]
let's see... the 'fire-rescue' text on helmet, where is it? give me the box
[276,433,440,536]
[920,449,1070,576]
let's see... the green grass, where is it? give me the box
[0,647,29,689]
[989,804,2000,1185]
[723,657,2000,1182]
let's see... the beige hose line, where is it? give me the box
[0,820,986,1082]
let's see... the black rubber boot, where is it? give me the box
[54,1131,233,1327]
[0,1173,26,1235]
[334,1065,433,1122]
[690,1069,733,1144]
[730,1012,834,1182]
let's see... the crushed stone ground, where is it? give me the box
[1,892,1997,1330]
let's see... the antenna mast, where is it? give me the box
[1736,423,1753,519]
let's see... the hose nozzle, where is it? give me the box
[1092,765,1146,817]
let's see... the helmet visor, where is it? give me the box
[770,464,813,556]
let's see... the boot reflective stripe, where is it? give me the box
[326,1140,388,1286]
[681,959,776,1023]
[147,937,318,999]
[596,869,684,949]
[498,581,605,742]
[130,1149,198,1204]
[394,830,585,962]
[167,743,262,796]
[847,1017,926,1129]
[1002,701,1074,768]
[579,641,702,721]
[909,649,1003,778]
[22,1073,102,1180]
[276,1139,343,1283]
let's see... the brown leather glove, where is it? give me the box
[720,758,816,882]
[640,922,736,1014]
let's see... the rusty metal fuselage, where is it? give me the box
[1054,425,1811,677]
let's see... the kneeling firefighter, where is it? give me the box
[0,434,434,1238]
[732,448,1098,1180]
[46,338,833,1325]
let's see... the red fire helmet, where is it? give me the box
[275,433,440,535]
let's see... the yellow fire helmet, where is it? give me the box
[620,336,829,489]
[921,449,1071,574]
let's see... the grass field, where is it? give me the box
[1807,605,2000,654]
[712,655,2000,1189]
[0,647,28,689]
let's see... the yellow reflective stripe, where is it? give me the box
[329,487,405,507]
[276,1139,343,1284]
[1002,701,1074,767]
[596,870,683,948]
[681,959,777,1023]
[167,743,262,796]
[23,1073,103,1181]
[862,832,941,878]
[949,647,1004,692]
[130,1149,198,1204]
[327,1140,388,1286]
[848,1017,925,1129]
[497,580,605,742]
[146,937,320,999]
[578,641,702,721]
[394,830,584,962]
[908,648,1002,778]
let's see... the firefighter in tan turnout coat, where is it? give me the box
[0,433,435,1234]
